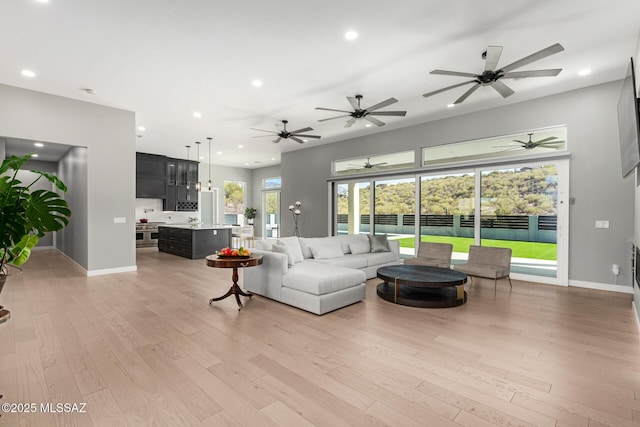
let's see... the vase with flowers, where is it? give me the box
[288,201,302,237]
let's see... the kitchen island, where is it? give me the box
[158,224,232,259]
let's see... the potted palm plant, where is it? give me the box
[244,207,257,225]
[0,154,71,324]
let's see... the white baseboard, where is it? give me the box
[56,249,137,277]
[87,265,137,277]
[568,279,634,294]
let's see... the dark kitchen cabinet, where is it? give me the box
[136,153,167,198]
[164,158,199,211]
[158,226,231,259]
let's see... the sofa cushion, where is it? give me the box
[349,238,370,255]
[308,237,344,260]
[338,234,367,254]
[298,237,314,259]
[277,237,304,263]
[282,262,365,295]
[362,251,398,267]
[310,254,368,269]
[256,239,275,250]
[272,244,295,267]
[454,263,508,279]
[368,234,390,253]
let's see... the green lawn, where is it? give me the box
[396,235,557,261]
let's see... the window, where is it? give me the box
[333,150,415,176]
[224,180,245,225]
[263,177,281,189]
[422,126,567,167]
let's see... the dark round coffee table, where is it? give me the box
[377,265,467,308]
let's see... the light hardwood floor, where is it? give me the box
[1,248,639,426]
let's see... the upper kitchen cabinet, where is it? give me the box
[136,153,167,199]
[164,158,199,211]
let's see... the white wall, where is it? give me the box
[0,84,136,274]
[282,81,634,288]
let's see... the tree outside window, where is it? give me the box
[224,180,245,224]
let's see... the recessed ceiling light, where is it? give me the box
[245,162,249,165]
[21,69,36,78]
[447,103,455,108]
[578,68,592,76]
[35,0,49,3]
[81,88,96,95]
[252,79,263,87]
[271,157,276,161]
[217,151,222,155]
[302,139,308,142]
[193,112,202,118]
[30,153,38,158]
[345,30,358,40]
[137,126,146,131]
[34,142,44,147]
[199,156,204,160]
[365,124,372,127]
[238,145,244,148]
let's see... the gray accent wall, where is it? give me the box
[0,83,136,273]
[281,81,634,287]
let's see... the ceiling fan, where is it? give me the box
[316,94,407,127]
[495,133,565,150]
[348,157,388,169]
[250,120,321,144]
[423,43,565,104]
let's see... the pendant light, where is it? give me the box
[195,141,201,191]
[207,137,213,190]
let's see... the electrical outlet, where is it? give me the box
[612,264,620,275]
[595,220,609,229]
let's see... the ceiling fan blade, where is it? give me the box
[431,69,479,78]
[484,46,503,71]
[294,134,321,139]
[365,116,385,127]
[491,80,515,98]
[315,107,352,113]
[251,134,276,138]
[318,114,351,122]
[369,111,407,117]
[289,127,313,134]
[344,117,357,128]
[512,139,526,144]
[272,137,282,143]
[347,96,360,110]
[250,128,278,134]
[423,80,477,98]
[502,69,562,78]
[371,162,388,167]
[534,136,559,144]
[290,136,305,144]
[366,97,398,112]
[537,140,565,146]
[500,43,564,73]
[453,83,481,104]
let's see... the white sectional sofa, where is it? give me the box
[243,234,400,315]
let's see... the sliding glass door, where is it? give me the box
[331,159,568,284]
[420,172,475,263]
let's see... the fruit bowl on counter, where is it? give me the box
[216,247,251,258]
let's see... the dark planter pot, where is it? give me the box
[0,274,9,324]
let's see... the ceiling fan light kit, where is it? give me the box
[423,43,565,104]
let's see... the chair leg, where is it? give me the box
[507,276,512,288]
[494,278,497,291]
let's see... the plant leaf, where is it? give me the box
[10,234,39,266]
[25,189,71,233]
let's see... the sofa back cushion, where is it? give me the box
[298,237,314,259]
[256,239,275,251]
[368,234,390,253]
[349,235,371,255]
[272,244,295,267]
[308,237,344,260]
[277,237,304,263]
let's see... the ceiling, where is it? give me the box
[1,0,639,167]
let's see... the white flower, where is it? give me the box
[295,201,301,207]
[294,209,301,215]
[288,205,294,210]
